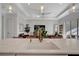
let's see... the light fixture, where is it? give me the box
[72,5,76,10]
[41,5,44,13]
[9,5,12,10]
[72,4,76,12]
[41,6,44,10]
[9,5,12,13]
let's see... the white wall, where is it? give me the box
[18,19,58,35]
[17,11,26,35]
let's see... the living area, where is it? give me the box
[18,19,63,39]
[0,3,79,40]
[0,3,79,56]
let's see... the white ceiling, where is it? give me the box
[19,3,71,18]
[1,3,79,19]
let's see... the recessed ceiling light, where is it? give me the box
[9,5,12,10]
[41,6,44,10]
[72,6,76,10]
[41,5,44,13]
[9,5,12,13]
[72,5,76,12]
[72,3,76,12]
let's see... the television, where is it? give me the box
[34,25,45,30]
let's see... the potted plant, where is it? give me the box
[24,24,30,35]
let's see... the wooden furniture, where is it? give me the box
[18,33,63,38]
[47,35,63,38]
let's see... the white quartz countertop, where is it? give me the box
[0,38,79,55]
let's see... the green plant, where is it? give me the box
[41,28,47,37]
[33,28,47,38]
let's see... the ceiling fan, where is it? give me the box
[39,5,51,17]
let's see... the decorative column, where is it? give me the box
[63,21,66,39]
[70,20,72,39]
[77,19,79,40]
[0,4,2,39]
